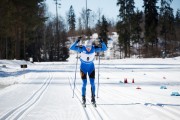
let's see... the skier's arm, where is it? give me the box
[95,39,107,52]
[69,38,83,53]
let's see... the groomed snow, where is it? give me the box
[0,56,180,120]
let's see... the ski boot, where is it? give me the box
[91,95,96,107]
[82,96,86,107]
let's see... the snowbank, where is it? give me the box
[0,60,33,86]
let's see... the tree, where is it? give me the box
[159,0,175,56]
[131,9,143,57]
[116,21,128,58]
[117,0,135,57]
[175,9,180,23]
[143,0,158,57]
[68,5,76,36]
[97,15,109,46]
[0,0,46,60]
[174,9,180,56]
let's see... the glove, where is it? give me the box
[98,36,103,43]
[78,36,82,40]
[76,39,80,43]
[76,36,82,43]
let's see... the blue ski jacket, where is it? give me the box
[69,40,107,74]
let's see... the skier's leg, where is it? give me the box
[82,79,87,97]
[90,78,96,103]
[80,70,87,103]
[89,70,96,103]
[90,78,95,96]
[89,70,95,95]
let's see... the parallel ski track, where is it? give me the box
[97,65,180,119]
[0,65,53,120]
[68,76,110,120]
[68,76,90,120]
[100,82,180,120]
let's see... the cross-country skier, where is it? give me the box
[69,36,107,105]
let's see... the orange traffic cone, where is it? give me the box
[132,78,135,83]
[124,78,128,83]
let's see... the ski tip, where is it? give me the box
[92,103,97,107]
[82,102,86,107]
[82,104,86,107]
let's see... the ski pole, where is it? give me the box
[96,53,101,98]
[72,52,78,98]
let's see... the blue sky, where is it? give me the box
[45,0,180,20]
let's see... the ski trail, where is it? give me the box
[0,65,53,120]
[68,76,90,120]
[68,76,110,120]
[100,84,180,120]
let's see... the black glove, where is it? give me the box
[76,36,82,43]
[76,39,80,43]
[98,36,103,43]
[78,36,82,40]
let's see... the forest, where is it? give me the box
[0,0,180,61]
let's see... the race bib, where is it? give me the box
[80,52,95,62]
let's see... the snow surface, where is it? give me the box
[0,56,180,120]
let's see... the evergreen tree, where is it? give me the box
[143,0,158,57]
[175,9,180,24]
[131,9,143,43]
[131,9,143,57]
[99,15,109,45]
[116,21,128,58]
[159,0,175,55]
[175,9,180,36]
[68,5,76,36]
[0,0,46,60]
[117,0,135,57]
[175,9,180,55]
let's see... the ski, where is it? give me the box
[91,102,97,107]
[82,103,86,107]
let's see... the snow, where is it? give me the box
[0,56,180,120]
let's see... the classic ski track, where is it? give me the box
[99,64,180,119]
[100,84,180,119]
[68,76,90,120]
[75,87,104,120]
[84,92,111,120]
[0,65,53,120]
[68,76,110,120]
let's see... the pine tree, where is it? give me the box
[175,9,180,23]
[159,0,175,56]
[131,9,143,57]
[68,5,76,36]
[143,0,158,57]
[99,15,109,46]
[0,0,46,60]
[116,0,135,57]
[174,9,180,55]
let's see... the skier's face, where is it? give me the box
[86,46,92,52]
